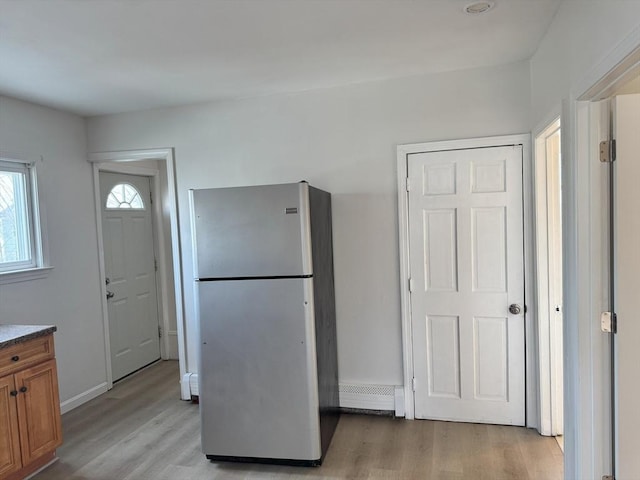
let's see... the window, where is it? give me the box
[105,183,145,210]
[0,158,46,278]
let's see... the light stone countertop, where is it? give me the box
[0,324,57,349]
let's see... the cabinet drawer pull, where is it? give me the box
[19,386,27,393]
[11,355,20,362]
[10,390,18,397]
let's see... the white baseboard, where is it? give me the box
[60,382,109,414]
[184,374,403,415]
[189,372,199,396]
[181,372,194,400]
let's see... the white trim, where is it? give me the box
[0,266,53,285]
[151,171,170,360]
[395,152,413,419]
[0,154,51,280]
[534,118,563,437]
[0,152,40,165]
[59,382,109,414]
[182,372,194,399]
[561,37,640,480]
[562,97,613,480]
[88,148,188,397]
[396,133,535,424]
[575,24,640,102]
[521,133,537,430]
[92,166,114,388]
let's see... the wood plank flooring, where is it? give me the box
[34,361,563,480]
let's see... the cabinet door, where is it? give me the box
[0,375,22,477]
[14,360,62,466]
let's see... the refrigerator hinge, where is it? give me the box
[599,139,616,163]
[412,377,417,392]
[600,311,617,334]
[158,326,162,338]
[406,177,410,192]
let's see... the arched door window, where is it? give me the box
[105,183,145,209]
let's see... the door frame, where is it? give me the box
[562,34,640,479]
[89,149,187,393]
[396,133,535,424]
[533,117,564,437]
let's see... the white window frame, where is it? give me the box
[0,155,52,284]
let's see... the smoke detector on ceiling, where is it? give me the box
[464,1,495,14]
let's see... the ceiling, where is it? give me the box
[0,0,561,117]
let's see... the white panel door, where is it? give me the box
[613,93,640,480]
[100,172,160,381]
[408,145,525,425]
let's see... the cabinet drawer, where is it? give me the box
[0,335,55,377]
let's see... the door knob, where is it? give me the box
[509,304,522,315]
[106,291,115,299]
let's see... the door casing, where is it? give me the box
[397,133,535,424]
[533,118,564,437]
[90,149,186,392]
[563,40,640,480]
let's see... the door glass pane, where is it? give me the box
[106,183,145,210]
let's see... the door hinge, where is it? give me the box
[406,177,410,192]
[599,139,616,163]
[158,326,162,338]
[601,311,617,334]
[602,475,614,480]
[149,190,153,204]
[412,377,417,392]
[154,258,158,272]
[408,278,414,293]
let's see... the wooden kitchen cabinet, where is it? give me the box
[0,331,62,480]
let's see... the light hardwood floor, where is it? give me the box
[35,361,563,480]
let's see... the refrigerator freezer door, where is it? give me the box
[199,278,321,461]
[191,183,312,278]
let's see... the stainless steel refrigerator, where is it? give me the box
[190,182,339,466]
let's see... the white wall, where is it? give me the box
[0,96,107,407]
[530,2,640,478]
[87,61,532,387]
[530,0,640,126]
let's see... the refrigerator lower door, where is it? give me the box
[198,278,321,462]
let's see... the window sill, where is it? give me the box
[0,267,54,285]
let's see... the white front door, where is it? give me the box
[100,172,161,381]
[613,93,640,479]
[408,145,525,425]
